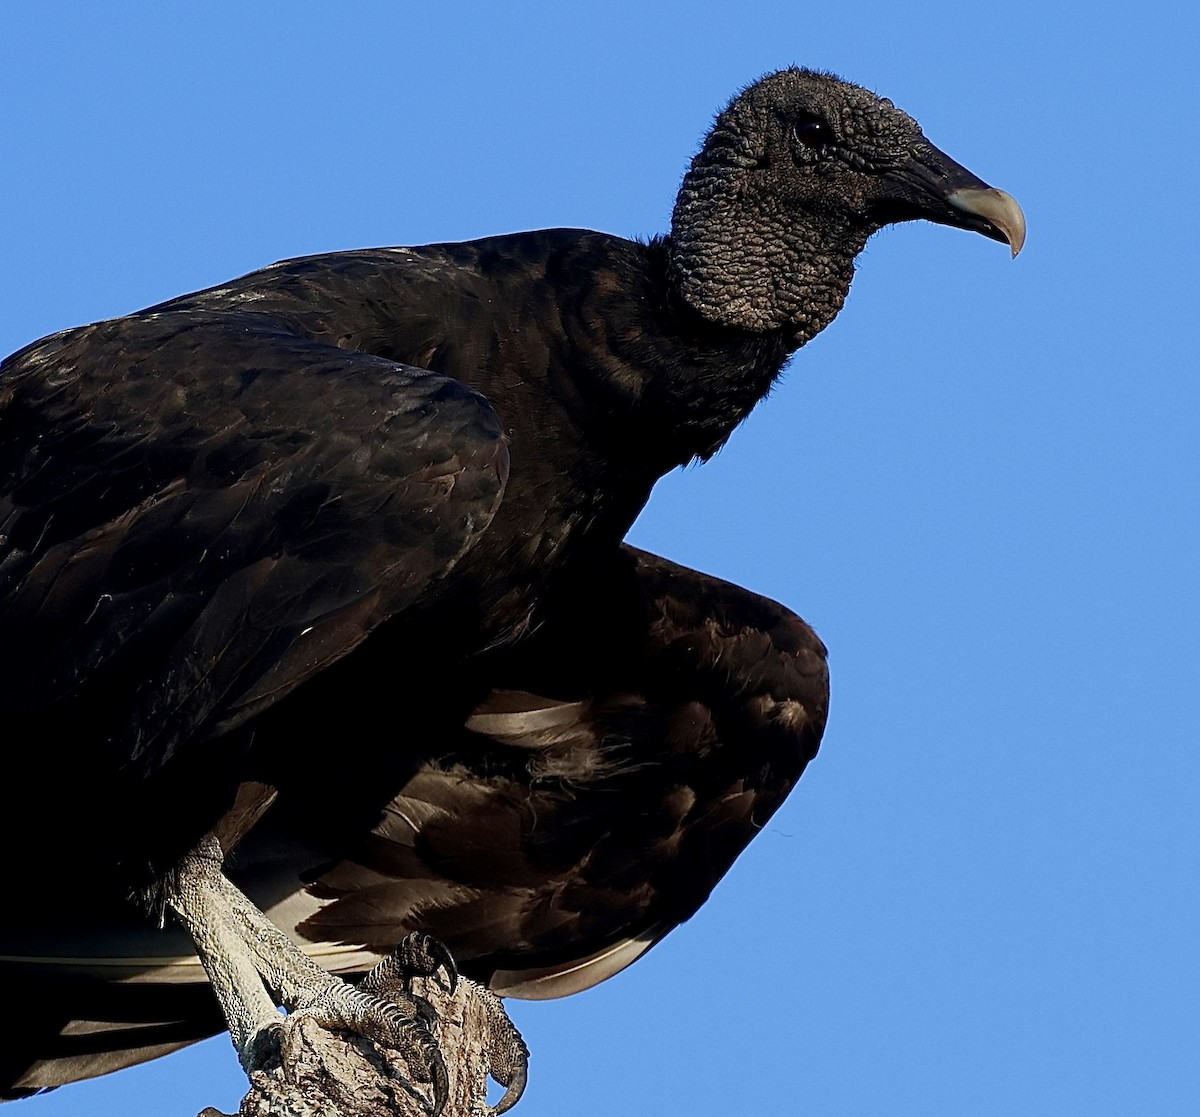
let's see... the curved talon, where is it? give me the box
[400,932,458,995]
[363,933,459,999]
[477,983,529,1114]
[428,1050,450,1117]
[165,839,455,1112]
[418,935,459,995]
[492,1056,528,1115]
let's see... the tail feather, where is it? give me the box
[0,967,223,1098]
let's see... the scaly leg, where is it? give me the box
[166,836,449,1112]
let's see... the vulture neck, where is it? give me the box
[596,235,855,470]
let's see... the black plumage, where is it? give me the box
[0,68,1023,1096]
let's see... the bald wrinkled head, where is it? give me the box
[669,68,1024,340]
[701,68,925,174]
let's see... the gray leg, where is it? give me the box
[167,836,448,1109]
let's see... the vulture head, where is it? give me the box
[669,67,1025,339]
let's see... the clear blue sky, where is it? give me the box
[2,3,1196,1115]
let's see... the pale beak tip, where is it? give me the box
[949,186,1026,258]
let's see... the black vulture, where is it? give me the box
[0,68,1024,1105]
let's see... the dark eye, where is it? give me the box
[792,117,832,148]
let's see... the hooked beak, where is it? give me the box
[876,140,1026,257]
[947,186,1026,258]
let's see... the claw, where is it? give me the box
[476,983,529,1114]
[167,838,460,1113]
[351,936,461,1114]
[492,1055,528,1114]
[429,1049,450,1117]
[418,935,459,995]
[363,933,459,998]
[400,932,458,995]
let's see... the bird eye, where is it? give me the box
[791,117,832,149]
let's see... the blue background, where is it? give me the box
[3,3,1195,1115]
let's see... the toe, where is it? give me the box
[362,933,460,998]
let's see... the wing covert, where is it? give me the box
[0,310,509,774]
[277,545,828,996]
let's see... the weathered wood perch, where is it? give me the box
[198,971,527,1117]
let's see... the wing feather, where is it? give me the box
[0,311,509,774]
[277,546,828,996]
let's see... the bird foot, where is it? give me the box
[469,983,529,1115]
[169,841,459,1114]
[356,933,528,1113]
[234,934,528,1115]
[284,978,449,1113]
[364,934,527,1114]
